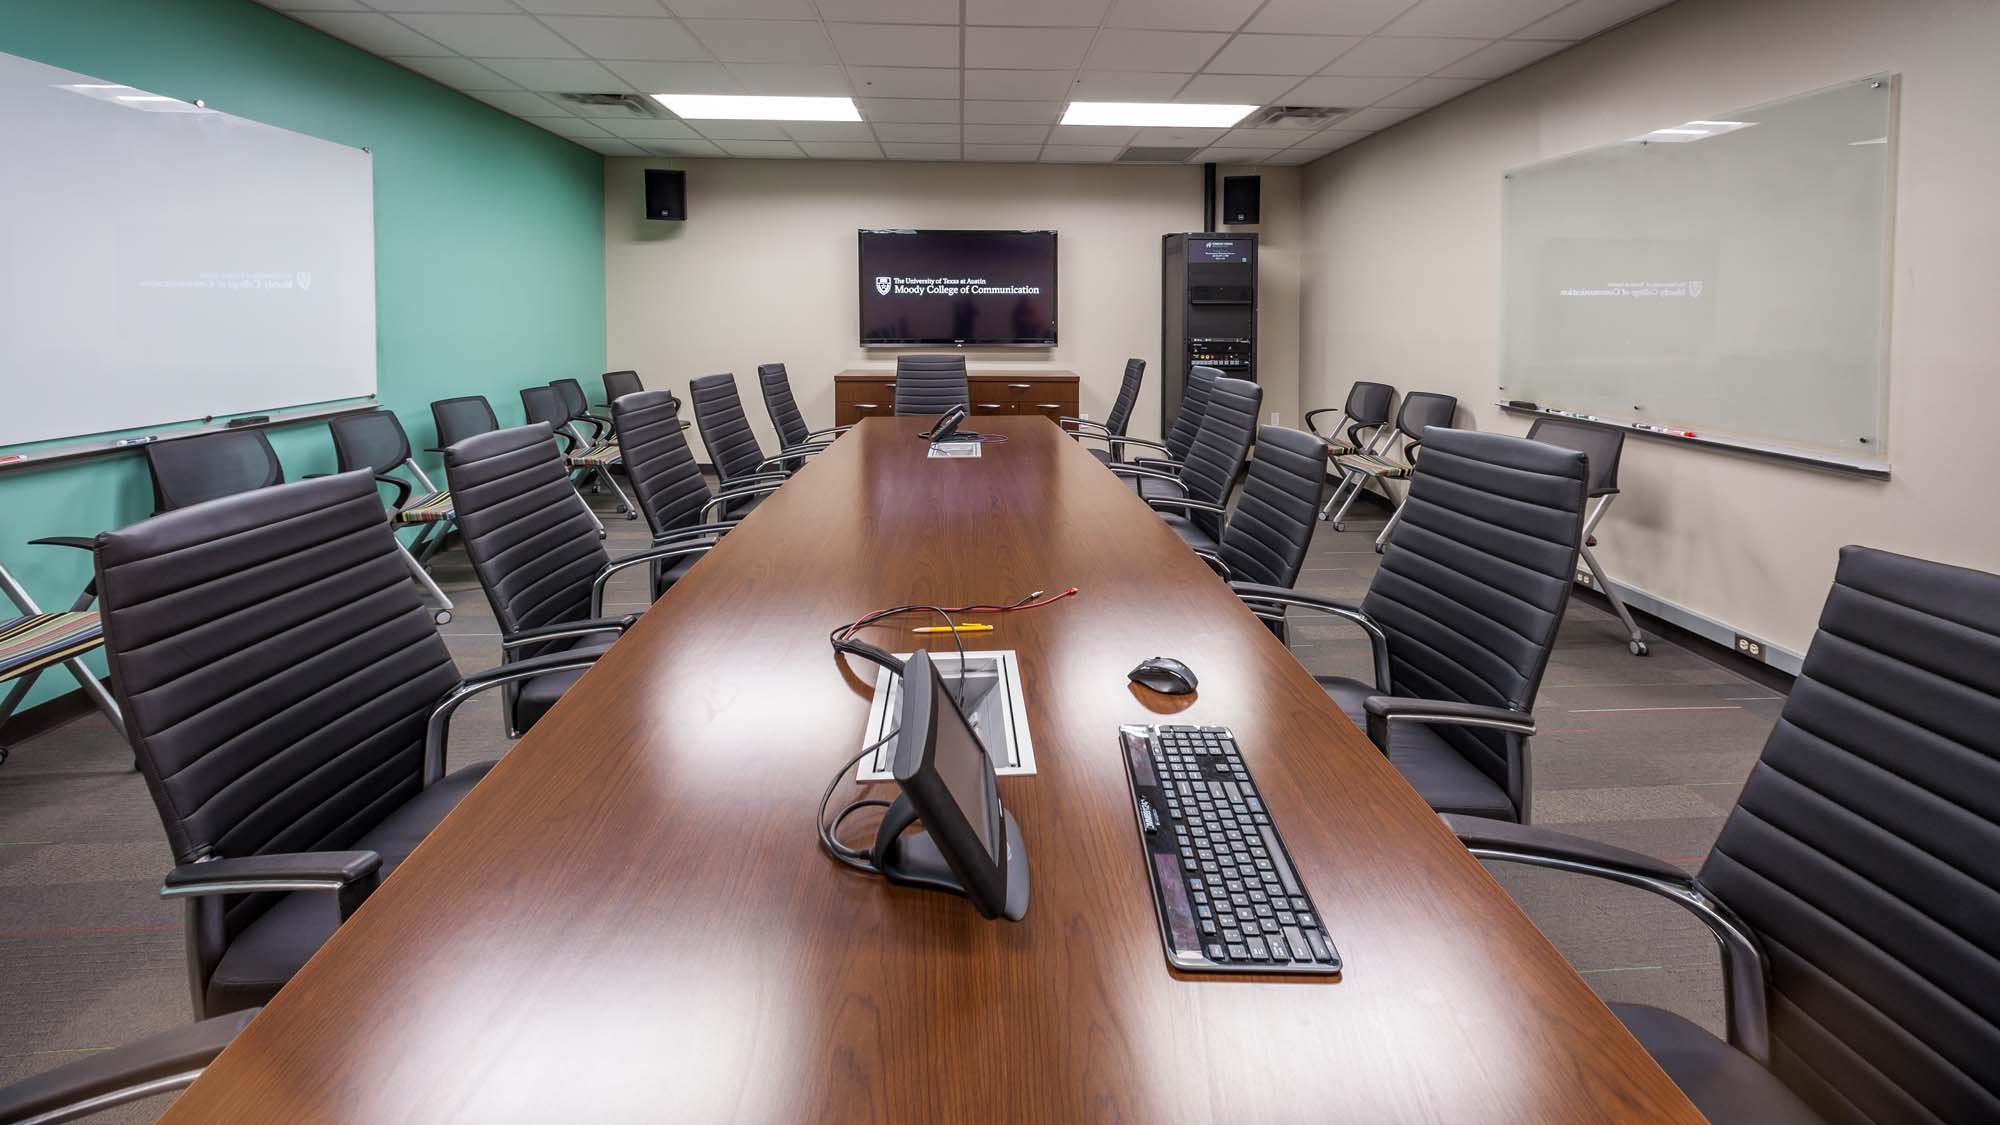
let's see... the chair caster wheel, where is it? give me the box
[1630,640,1649,656]
[623,511,638,521]
[0,747,9,768]
[434,610,453,626]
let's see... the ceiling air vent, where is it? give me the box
[1117,146,1204,163]
[1242,105,1349,130]
[552,92,663,118]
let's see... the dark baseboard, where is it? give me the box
[1569,585,1795,695]
[0,681,106,746]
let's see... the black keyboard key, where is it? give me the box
[1306,928,1335,963]
[1283,927,1312,962]
[1226,943,1249,961]
[1246,937,1269,961]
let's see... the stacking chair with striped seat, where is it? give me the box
[1318,391,1457,533]
[597,369,647,410]
[551,377,637,519]
[328,410,457,623]
[429,395,499,453]
[522,386,630,526]
[1304,381,1396,457]
[0,562,121,766]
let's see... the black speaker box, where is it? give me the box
[1222,175,1260,225]
[644,168,686,221]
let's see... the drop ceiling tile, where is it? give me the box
[1514,0,1670,39]
[469,90,572,116]
[581,137,649,154]
[1434,37,1569,78]
[1291,129,1371,152]
[389,56,518,90]
[873,122,959,142]
[691,120,790,140]
[1265,147,1326,164]
[1321,35,1487,77]
[726,63,852,95]
[1040,145,1125,162]
[1334,104,1422,129]
[664,0,813,15]
[1104,0,1264,32]
[1047,124,1138,145]
[540,16,708,61]
[718,139,808,157]
[684,20,834,63]
[964,123,1050,144]
[1175,74,1297,103]
[857,97,960,121]
[533,116,616,137]
[827,23,959,67]
[782,121,876,141]
[264,0,367,9]
[477,58,627,90]
[1375,75,1483,106]
[965,0,1111,26]
[1246,0,1416,36]
[847,66,960,98]
[884,142,962,158]
[1086,29,1228,72]
[1130,126,1225,145]
[1069,71,1190,99]
[1194,145,1280,162]
[965,27,1091,69]
[1205,34,1358,75]
[1218,126,1324,145]
[517,0,674,15]
[963,144,1044,161]
[290,12,452,56]
[598,116,703,138]
[1382,0,1573,38]
[563,98,660,118]
[360,0,511,11]
[963,100,1060,124]
[817,0,958,23]
[392,14,581,57]
[645,138,726,155]
[800,141,886,158]
[1279,74,1412,107]
[603,60,741,93]
[962,69,1074,100]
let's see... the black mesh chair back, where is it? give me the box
[1361,429,1586,807]
[1163,365,1222,463]
[602,370,644,404]
[1106,358,1146,436]
[1219,426,1328,589]
[612,390,709,539]
[1690,546,2000,1124]
[550,378,593,423]
[1346,381,1395,430]
[143,430,284,513]
[93,472,460,1010]
[519,385,569,432]
[893,354,969,416]
[328,410,414,477]
[444,424,609,651]
[758,363,812,449]
[689,372,768,485]
[1176,376,1263,541]
[1395,391,1459,453]
[1526,417,1625,497]
[430,395,498,450]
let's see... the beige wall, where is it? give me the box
[1299,0,2000,658]
[604,158,1301,462]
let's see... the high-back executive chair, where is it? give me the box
[1304,380,1396,457]
[142,430,283,514]
[1237,429,1588,823]
[1449,546,2000,1125]
[1114,376,1262,544]
[0,1007,257,1123]
[1062,358,1146,464]
[689,373,827,501]
[1319,390,1458,531]
[893,354,970,416]
[1109,365,1223,496]
[759,362,850,451]
[327,410,457,623]
[91,473,604,1018]
[613,390,780,594]
[445,424,724,736]
[1164,425,1329,588]
[429,394,499,452]
[1526,416,1649,656]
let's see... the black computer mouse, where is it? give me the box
[1128,656,1198,695]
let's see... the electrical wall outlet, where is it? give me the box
[1270,410,1281,426]
[1734,634,1766,661]
[1575,569,1594,588]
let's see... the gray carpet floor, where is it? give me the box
[0,484,1786,1118]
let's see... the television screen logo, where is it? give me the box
[874,276,892,296]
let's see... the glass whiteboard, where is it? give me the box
[1500,76,1895,458]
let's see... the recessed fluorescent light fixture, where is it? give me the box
[1061,102,1257,128]
[651,94,859,122]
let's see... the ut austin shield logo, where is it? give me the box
[1688,280,1703,297]
[295,271,313,291]
[874,276,892,296]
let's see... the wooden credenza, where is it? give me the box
[834,369,1079,426]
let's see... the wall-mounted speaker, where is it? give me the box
[1222,175,1260,225]
[644,168,686,221]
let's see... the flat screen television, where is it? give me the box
[858,229,1057,347]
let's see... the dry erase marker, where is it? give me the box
[912,623,994,634]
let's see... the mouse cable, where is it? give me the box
[819,725,901,873]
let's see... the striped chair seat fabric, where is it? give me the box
[568,441,622,467]
[397,488,455,523]
[0,611,105,680]
[1334,451,1415,479]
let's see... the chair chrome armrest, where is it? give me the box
[1194,549,1230,578]
[653,520,742,546]
[163,851,382,920]
[1362,696,1535,751]
[499,615,636,651]
[1096,434,1172,455]
[1442,814,1771,1064]
[1105,464,1189,496]
[1229,583,1392,692]
[754,443,831,474]
[700,483,783,521]
[803,425,852,440]
[1060,416,1112,436]
[425,648,615,778]
[1145,497,1229,518]
[590,544,717,615]
[0,1007,258,1125]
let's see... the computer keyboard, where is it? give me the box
[1119,724,1341,976]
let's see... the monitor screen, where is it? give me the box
[858,229,1057,347]
[892,650,1011,914]
[927,672,1001,861]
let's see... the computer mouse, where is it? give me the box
[1128,656,1198,695]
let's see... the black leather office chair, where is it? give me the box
[142,430,283,514]
[429,394,498,452]
[690,372,827,490]
[759,363,848,474]
[1062,358,1146,464]
[1321,390,1458,530]
[1160,425,1328,587]
[612,390,777,592]
[91,473,603,1018]
[1113,376,1262,542]
[1304,380,1396,456]
[444,424,716,736]
[1527,417,1648,655]
[1450,545,2000,1124]
[893,354,970,416]
[0,1008,256,1123]
[599,369,645,409]
[327,410,457,622]
[1237,429,1588,823]
[1109,365,1222,490]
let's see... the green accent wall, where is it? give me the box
[0,0,605,712]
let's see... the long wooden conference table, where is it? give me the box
[164,415,1698,1122]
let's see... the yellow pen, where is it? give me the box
[911,623,995,634]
